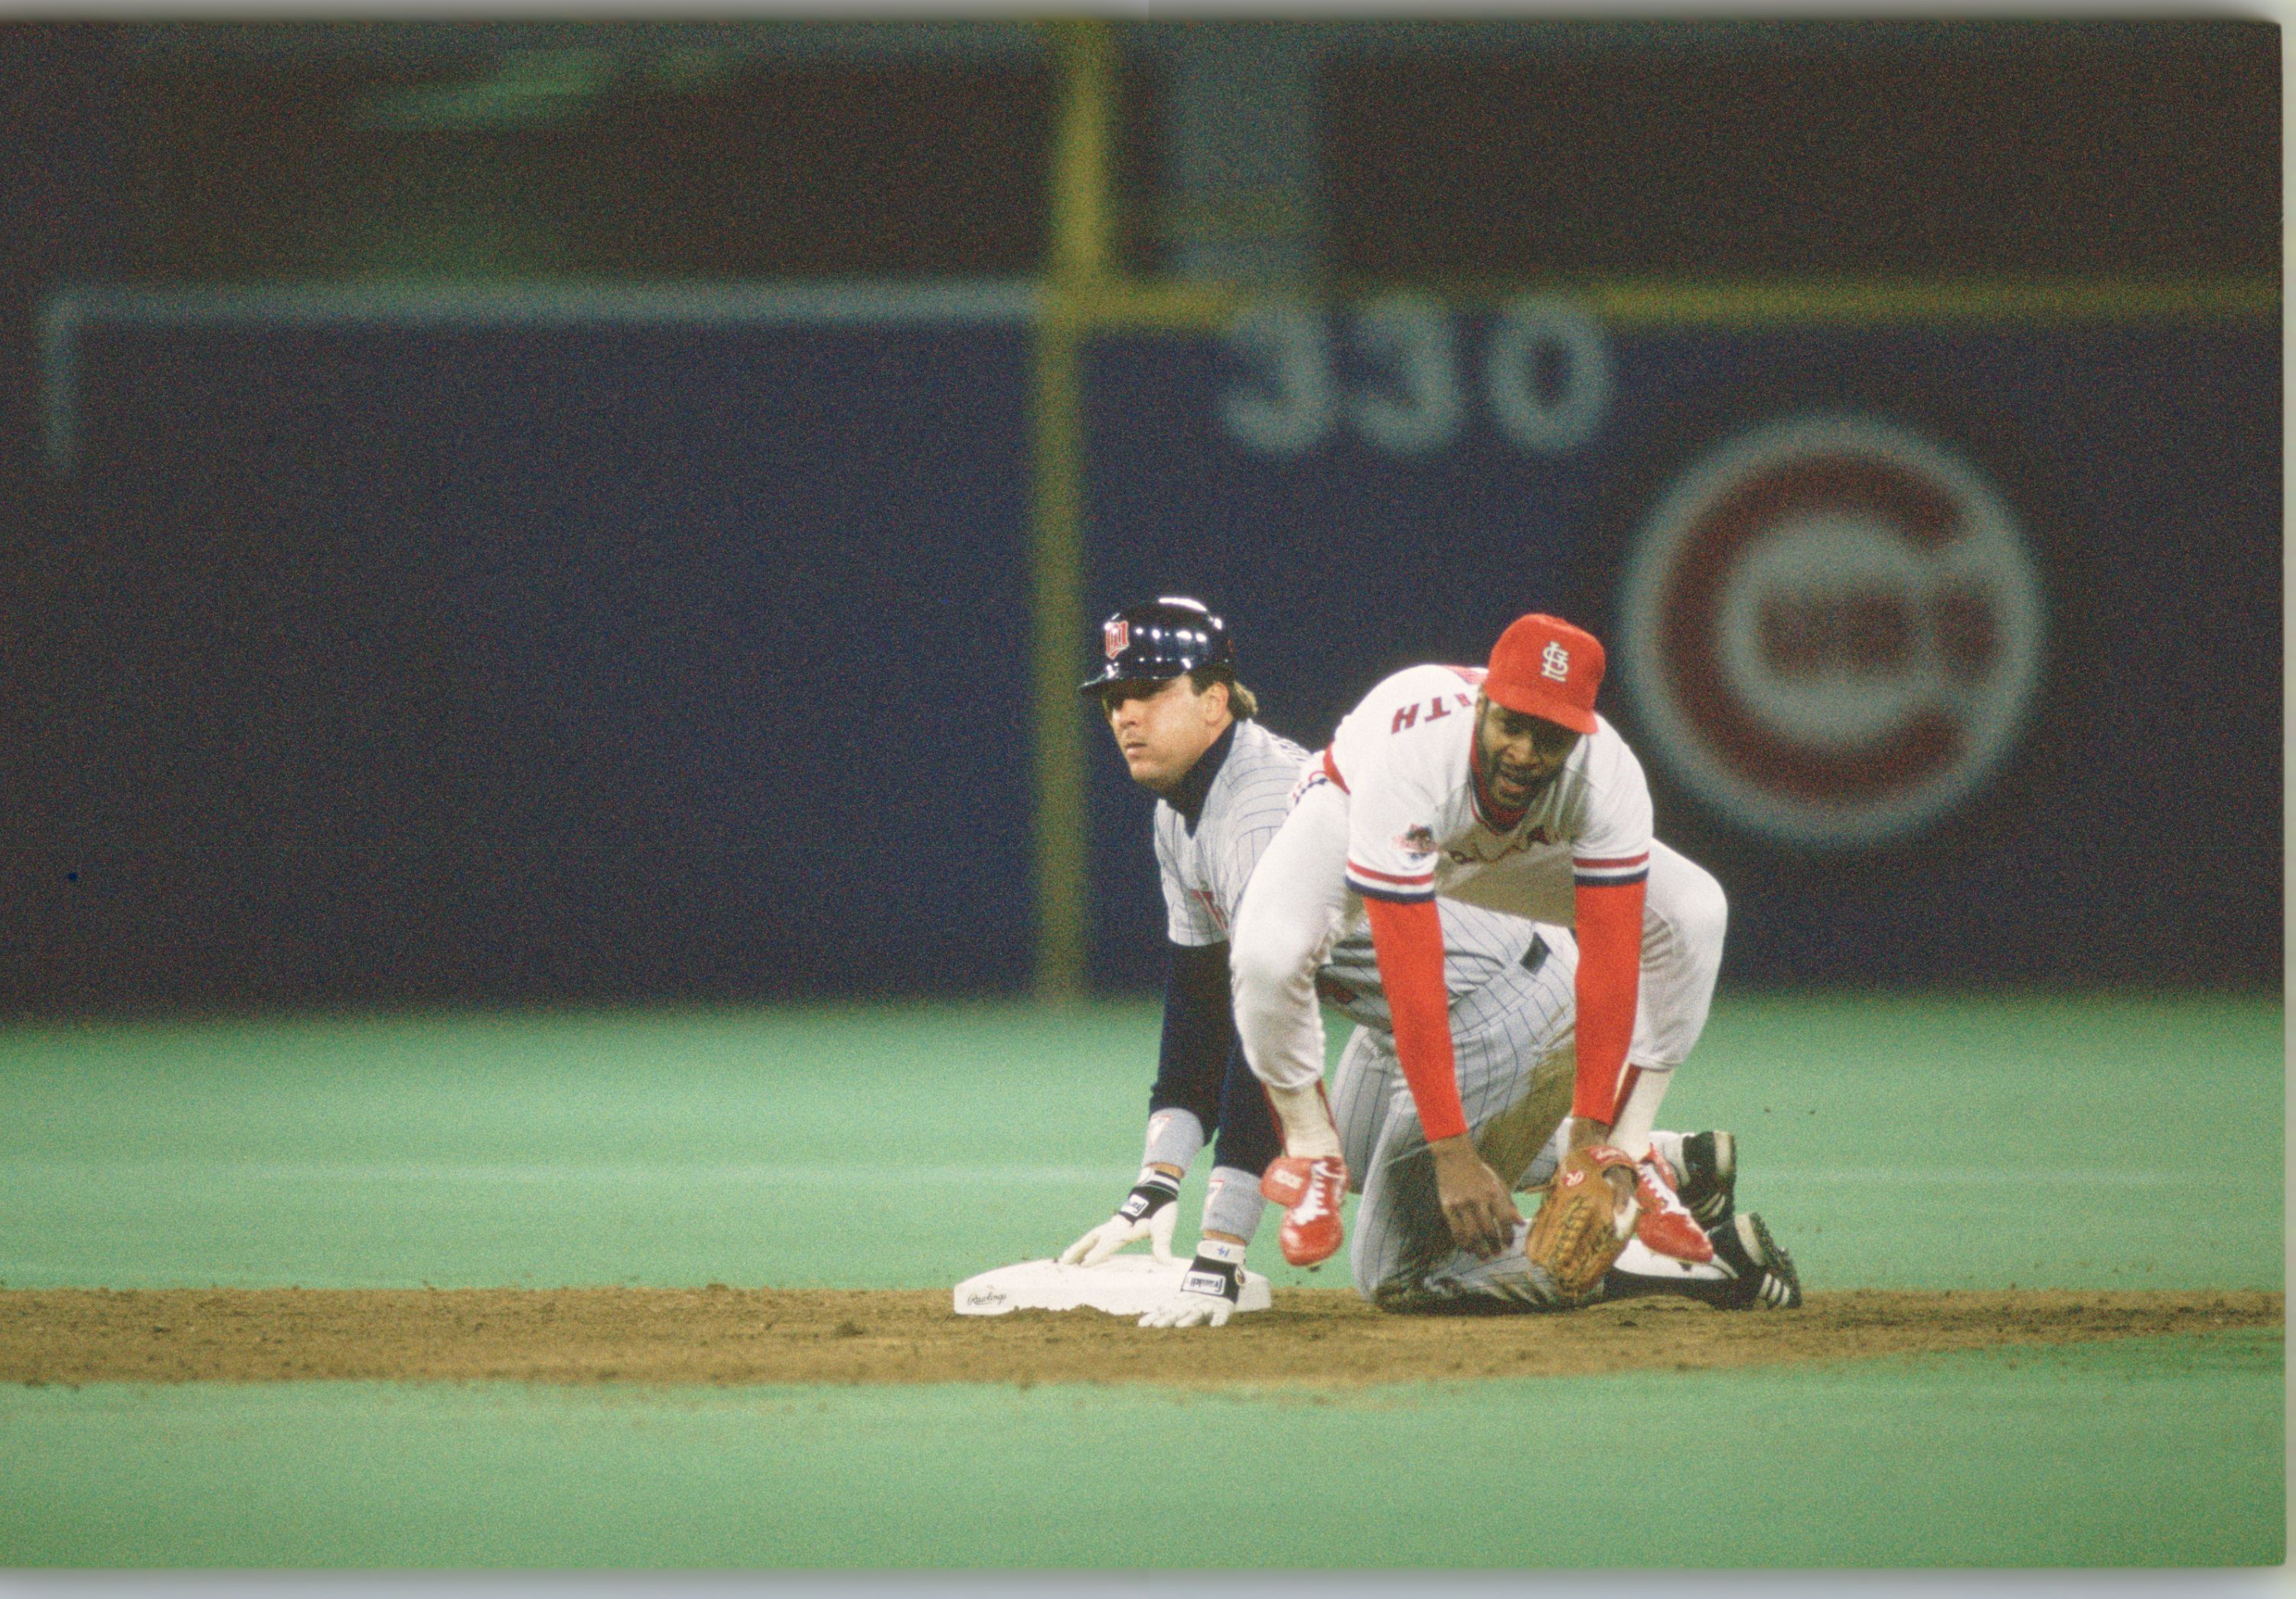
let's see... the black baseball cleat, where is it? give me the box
[1673,1130,1737,1227]
[1701,1211,1802,1310]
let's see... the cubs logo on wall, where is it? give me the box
[1617,414,2046,847]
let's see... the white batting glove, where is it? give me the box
[1139,1240,1247,1329]
[1058,1168,1181,1266]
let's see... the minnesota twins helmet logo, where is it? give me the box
[1104,618,1130,660]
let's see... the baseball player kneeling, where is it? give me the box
[1065,599,1794,1323]
[1231,612,1802,1310]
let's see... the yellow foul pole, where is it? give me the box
[1031,18,1114,1000]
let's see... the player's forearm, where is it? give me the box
[1571,879,1645,1121]
[1362,896,1469,1143]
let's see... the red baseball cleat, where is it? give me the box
[1261,1155,1348,1267]
[1258,1156,1311,1208]
[1634,1150,1716,1264]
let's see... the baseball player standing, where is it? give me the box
[1065,599,1795,1323]
[1234,613,1738,1277]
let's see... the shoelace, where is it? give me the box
[1293,1163,1341,1222]
[1639,1157,1697,1223]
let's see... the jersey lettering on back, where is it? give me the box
[1389,690,1475,736]
[1327,663,1654,917]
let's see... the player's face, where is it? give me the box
[1473,695,1580,811]
[1098,674,1231,794]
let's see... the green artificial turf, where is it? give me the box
[0,994,2279,1292]
[0,1333,2277,1568]
[0,994,2281,1568]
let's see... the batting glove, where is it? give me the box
[1139,1239,1248,1328]
[1059,1167,1181,1266]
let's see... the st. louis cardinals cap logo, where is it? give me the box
[1617,414,2045,847]
[1541,642,1570,682]
[1103,618,1130,660]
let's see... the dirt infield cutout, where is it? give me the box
[0,1287,2276,1388]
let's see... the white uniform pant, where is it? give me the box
[1331,946,1577,1300]
[1231,778,1728,1104]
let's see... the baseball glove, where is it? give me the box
[1523,1143,1639,1307]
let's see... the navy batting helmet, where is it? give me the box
[1078,596,1235,694]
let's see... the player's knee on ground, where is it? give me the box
[1350,1238,1408,1307]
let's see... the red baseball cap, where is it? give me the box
[1484,613,1606,735]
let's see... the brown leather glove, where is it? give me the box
[1524,1142,1639,1307]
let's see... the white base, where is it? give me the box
[952,1255,1273,1318]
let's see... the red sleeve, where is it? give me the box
[1572,879,1645,1122]
[1362,896,1469,1143]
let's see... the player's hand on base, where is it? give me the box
[1138,1242,1247,1328]
[1430,1135,1523,1259]
[1058,1168,1181,1266]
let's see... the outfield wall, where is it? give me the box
[1081,310,2280,990]
[6,292,2278,1010]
